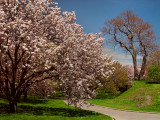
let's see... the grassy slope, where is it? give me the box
[90,81,160,113]
[0,97,112,120]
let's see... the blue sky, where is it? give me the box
[54,0,160,65]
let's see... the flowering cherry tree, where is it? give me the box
[56,32,113,107]
[0,0,63,112]
[0,0,113,112]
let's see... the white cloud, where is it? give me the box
[102,47,142,65]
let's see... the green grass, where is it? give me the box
[90,81,160,113]
[0,97,112,120]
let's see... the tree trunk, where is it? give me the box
[138,55,147,80]
[132,55,139,80]
[23,91,28,101]
[9,99,17,113]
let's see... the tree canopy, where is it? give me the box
[102,10,158,80]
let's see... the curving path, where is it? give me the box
[64,100,160,120]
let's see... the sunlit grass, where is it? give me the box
[90,81,160,113]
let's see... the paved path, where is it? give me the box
[64,100,160,120]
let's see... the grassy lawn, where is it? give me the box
[0,97,112,120]
[90,81,160,113]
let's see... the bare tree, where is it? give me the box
[102,10,158,80]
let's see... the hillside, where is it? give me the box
[90,81,160,113]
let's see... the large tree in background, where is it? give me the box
[102,10,158,80]
[0,0,113,112]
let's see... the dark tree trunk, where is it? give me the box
[9,99,17,113]
[23,91,28,101]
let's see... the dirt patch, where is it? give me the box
[134,95,152,107]
[133,95,144,106]
[142,95,152,107]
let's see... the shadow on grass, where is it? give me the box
[146,81,160,84]
[0,103,99,117]
[0,103,10,113]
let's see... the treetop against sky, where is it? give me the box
[54,0,160,65]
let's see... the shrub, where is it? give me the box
[147,65,160,83]
[96,62,130,94]
[108,62,129,92]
